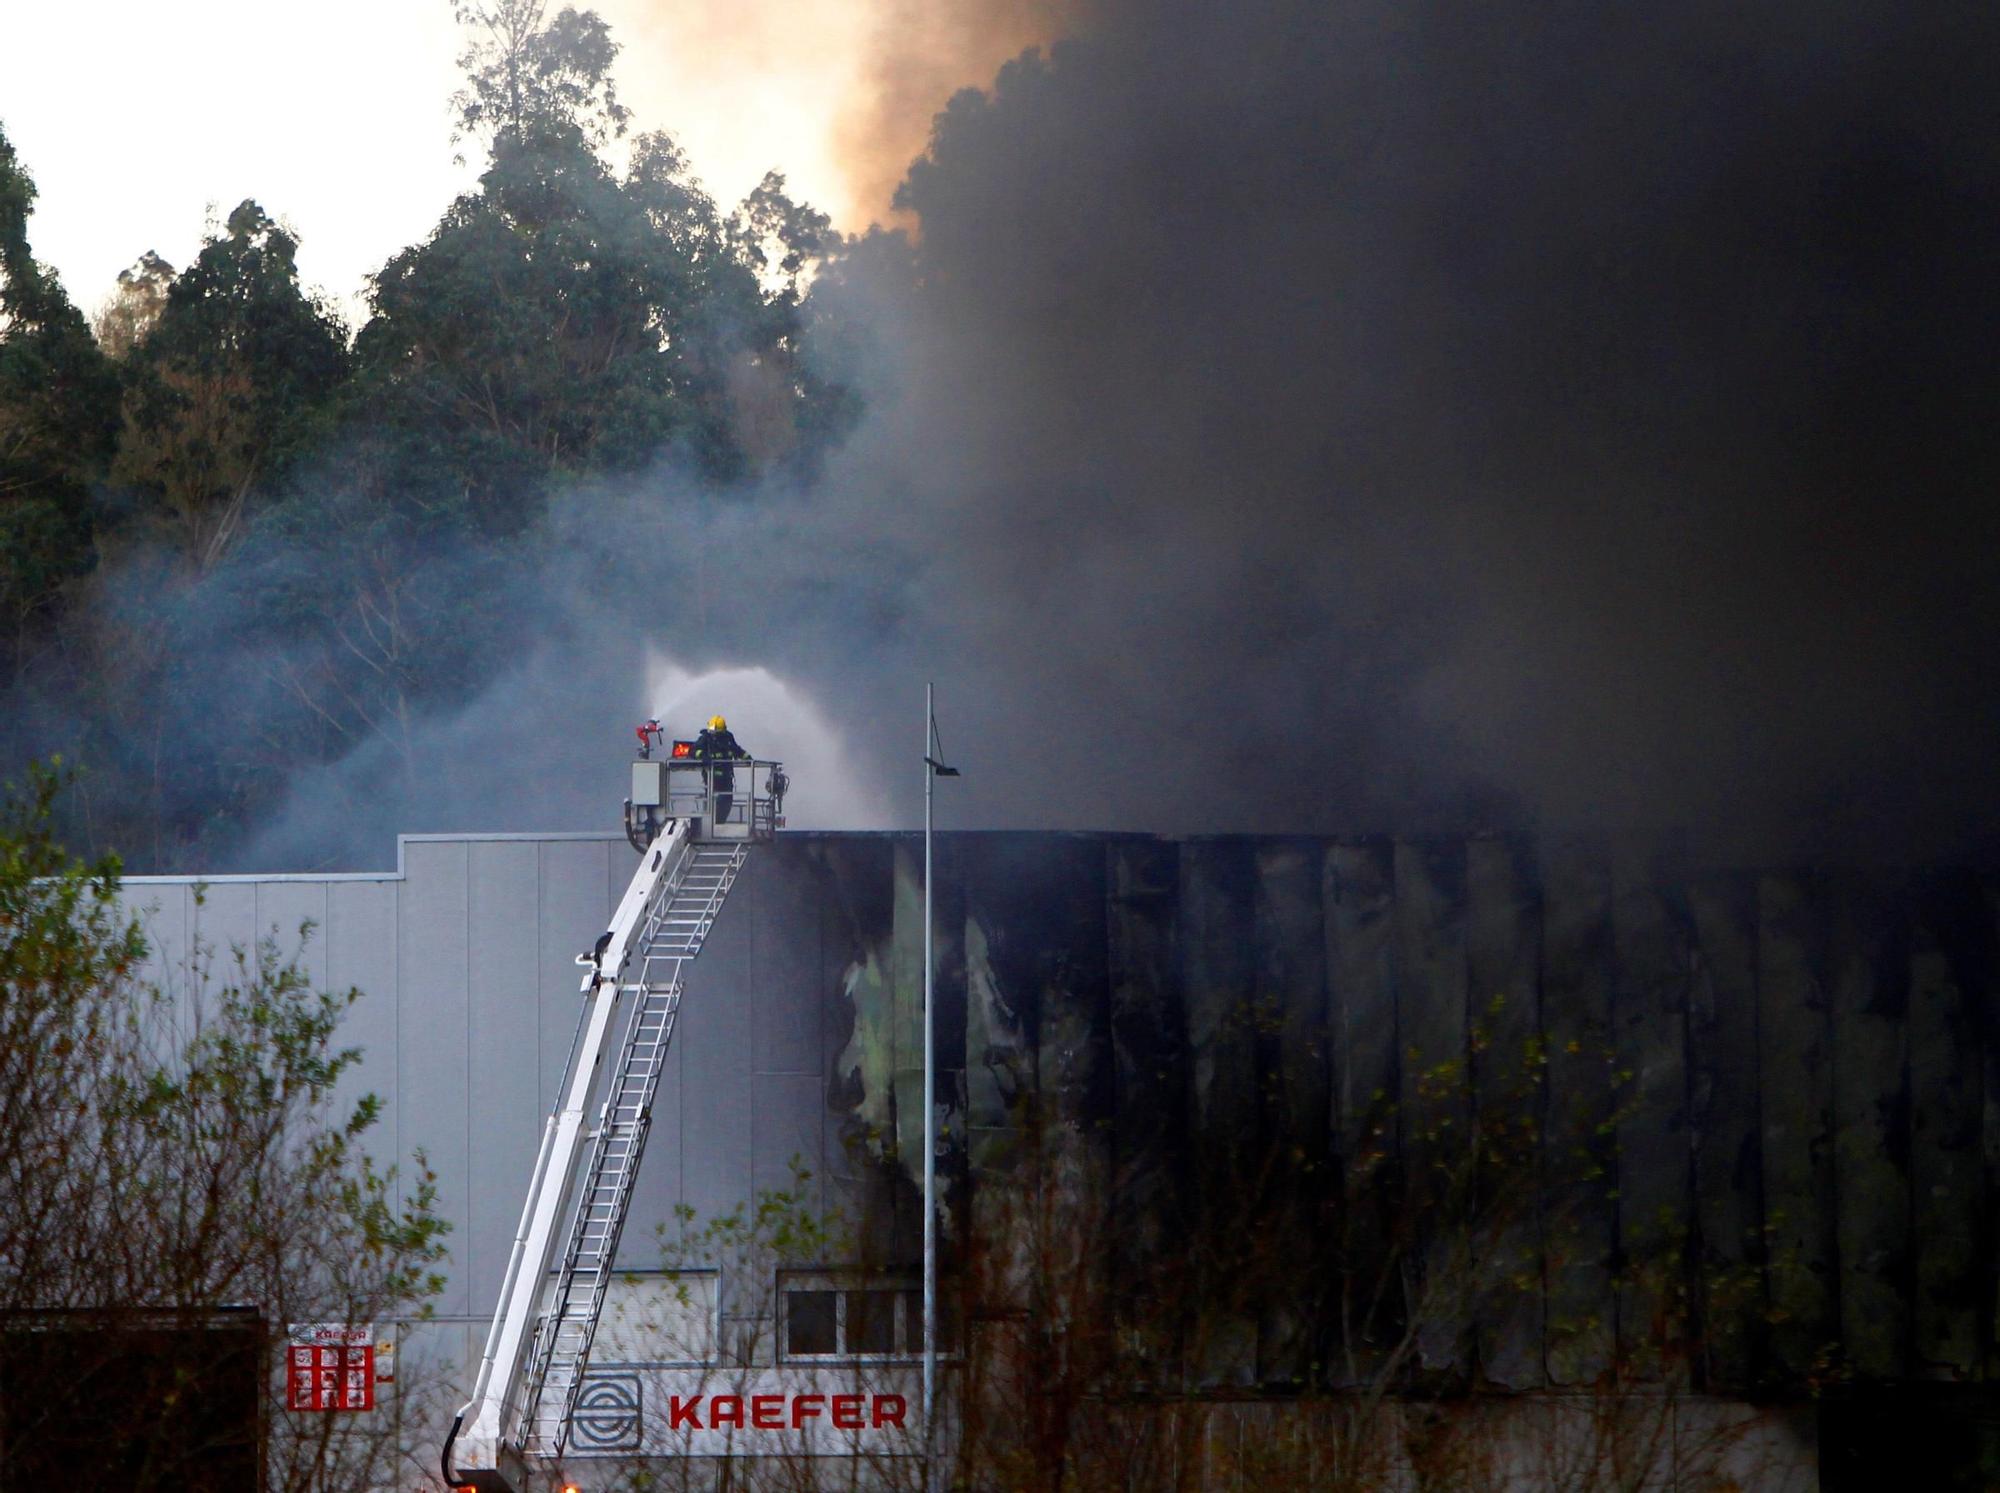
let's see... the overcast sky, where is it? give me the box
[0,0,1008,323]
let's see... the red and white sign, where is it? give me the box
[286,1323,381,1412]
[565,1366,923,1459]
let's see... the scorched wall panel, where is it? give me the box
[114,829,2000,1402]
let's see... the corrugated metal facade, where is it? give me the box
[112,830,2000,1488]
[121,833,854,1376]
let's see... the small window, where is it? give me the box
[781,1276,943,1361]
[846,1290,896,1354]
[786,1290,837,1356]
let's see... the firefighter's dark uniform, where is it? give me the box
[695,726,748,823]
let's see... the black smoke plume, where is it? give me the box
[20,0,2000,869]
[811,0,2000,862]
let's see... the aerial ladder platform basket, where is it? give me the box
[444,750,787,1493]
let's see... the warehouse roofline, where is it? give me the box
[118,831,631,885]
[115,827,1204,885]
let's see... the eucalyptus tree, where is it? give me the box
[354,2,848,532]
[92,250,176,361]
[0,123,118,661]
[113,201,350,572]
[450,0,631,152]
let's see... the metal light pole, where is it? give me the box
[922,683,958,1490]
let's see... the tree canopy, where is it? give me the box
[0,3,858,867]
[0,123,119,654]
[451,0,631,150]
[115,202,351,569]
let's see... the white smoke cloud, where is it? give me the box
[643,654,890,829]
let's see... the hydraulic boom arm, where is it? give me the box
[445,818,694,1491]
[444,754,783,1492]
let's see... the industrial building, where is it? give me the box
[113,823,2000,1490]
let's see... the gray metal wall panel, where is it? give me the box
[888,841,930,1189]
[1259,837,1328,1384]
[1178,838,1259,1387]
[1539,839,1616,1386]
[1686,874,1762,1388]
[539,840,615,1117]
[1609,844,1696,1383]
[819,838,894,1254]
[608,842,632,932]
[1757,872,1837,1378]
[645,858,756,1252]
[193,883,259,1056]
[752,1072,827,1222]
[1909,879,1983,1376]
[194,881,259,970]
[1106,837,1184,1370]
[400,840,473,1317]
[1467,835,1545,1390]
[127,881,192,999]
[126,885,197,1072]
[753,848,824,1077]
[1828,876,1910,1382]
[468,840,543,1317]
[256,881,329,989]
[1324,838,1401,1387]
[326,880,401,1192]
[1393,837,1471,1375]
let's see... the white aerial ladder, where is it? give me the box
[443,740,788,1493]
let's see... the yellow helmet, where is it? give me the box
[708,714,727,731]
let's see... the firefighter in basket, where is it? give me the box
[694,714,749,824]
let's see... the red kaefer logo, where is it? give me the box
[665,1392,906,1432]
